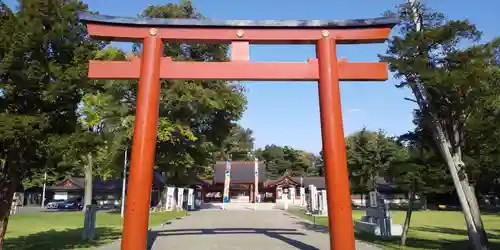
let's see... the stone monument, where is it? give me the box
[300,187,306,207]
[290,187,296,205]
[283,188,289,210]
[277,187,283,200]
[318,190,328,216]
[354,191,403,237]
[307,185,318,214]
[318,190,324,212]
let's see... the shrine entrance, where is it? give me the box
[229,184,251,203]
[79,12,397,250]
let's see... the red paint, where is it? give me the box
[88,59,387,81]
[87,24,391,44]
[231,41,250,61]
[120,34,163,250]
[63,181,73,187]
[317,38,356,250]
[83,18,392,250]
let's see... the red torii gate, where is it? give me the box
[79,12,397,250]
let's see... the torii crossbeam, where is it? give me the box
[79,12,398,250]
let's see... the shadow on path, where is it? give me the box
[293,221,329,234]
[148,228,320,250]
[282,213,329,234]
[4,227,121,250]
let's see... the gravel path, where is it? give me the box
[97,210,381,250]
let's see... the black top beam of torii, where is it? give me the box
[78,12,399,29]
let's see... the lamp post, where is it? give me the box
[120,148,128,217]
[120,119,132,218]
[254,154,259,210]
[41,172,47,208]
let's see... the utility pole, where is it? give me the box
[41,172,47,208]
[121,148,128,217]
[254,156,259,210]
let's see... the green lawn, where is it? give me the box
[4,210,185,250]
[289,209,500,250]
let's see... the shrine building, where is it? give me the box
[194,161,403,205]
[200,161,326,203]
[37,161,402,207]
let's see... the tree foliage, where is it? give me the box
[0,0,105,246]
[392,129,451,196]
[310,150,324,177]
[216,124,255,161]
[256,145,318,179]
[125,2,248,182]
[345,128,407,194]
[381,2,500,248]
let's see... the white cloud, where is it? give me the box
[346,108,361,113]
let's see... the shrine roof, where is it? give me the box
[213,161,266,183]
[47,172,165,191]
[78,12,399,29]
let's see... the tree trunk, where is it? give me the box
[0,160,16,249]
[406,81,487,250]
[155,173,168,209]
[431,124,487,250]
[83,153,93,212]
[451,131,489,247]
[453,126,489,246]
[401,181,416,246]
[407,2,487,248]
[462,182,489,247]
[421,194,427,210]
[157,186,168,209]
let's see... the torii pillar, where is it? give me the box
[79,12,397,250]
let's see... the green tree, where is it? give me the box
[216,124,255,161]
[312,151,325,177]
[283,147,313,176]
[463,107,500,202]
[0,1,104,246]
[392,128,450,246]
[255,145,316,178]
[381,2,500,248]
[345,128,407,196]
[132,2,247,185]
[256,145,288,179]
[74,46,136,210]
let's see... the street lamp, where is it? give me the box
[120,118,132,217]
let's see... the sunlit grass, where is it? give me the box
[5,210,185,250]
[289,209,500,250]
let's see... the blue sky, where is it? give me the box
[4,0,499,154]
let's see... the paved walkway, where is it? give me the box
[98,210,381,250]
